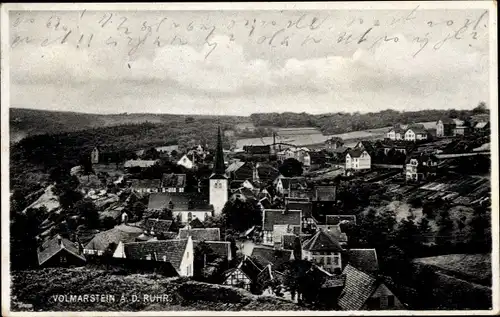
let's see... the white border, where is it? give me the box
[1,2,498,316]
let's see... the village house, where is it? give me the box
[354,141,375,156]
[345,149,371,171]
[301,230,343,274]
[314,224,348,247]
[124,159,159,170]
[83,223,143,256]
[155,144,179,155]
[405,153,439,182]
[160,173,187,193]
[147,192,213,224]
[286,200,315,233]
[474,121,490,133]
[274,176,307,197]
[223,256,262,291]
[385,127,405,141]
[404,127,429,142]
[256,264,288,297]
[325,137,344,150]
[337,265,404,310]
[113,237,194,277]
[177,154,195,169]
[128,179,161,193]
[262,208,302,246]
[436,118,456,137]
[38,235,86,267]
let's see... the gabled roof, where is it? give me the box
[331,146,350,154]
[302,230,343,252]
[161,173,186,188]
[251,246,293,268]
[147,192,210,211]
[314,225,348,243]
[38,235,86,266]
[124,159,158,168]
[346,148,367,158]
[406,127,427,134]
[256,164,280,182]
[179,228,221,241]
[123,239,188,270]
[326,215,356,225]
[475,121,489,129]
[263,209,302,231]
[314,186,336,202]
[347,249,379,275]
[188,217,205,228]
[84,224,143,251]
[286,201,313,218]
[142,218,173,234]
[129,179,161,189]
[193,240,231,260]
[338,265,379,310]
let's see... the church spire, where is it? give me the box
[211,125,226,178]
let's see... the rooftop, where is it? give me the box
[147,192,210,211]
[337,265,379,310]
[38,235,86,266]
[123,239,188,270]
[84,224,143,251]
[302,229,343,252]
[251,246,293,269]
[179,228,221,241]
[263,209,302,231]
[347,249,379,275]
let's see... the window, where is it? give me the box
[60,255,67,263]
[326,256,332,265]
[387,295,395,307]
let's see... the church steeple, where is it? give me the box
[211,125,226,179]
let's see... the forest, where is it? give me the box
[249,106,488,134]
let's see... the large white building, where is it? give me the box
[345,149,371,170]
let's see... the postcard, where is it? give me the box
[1,2,498,316]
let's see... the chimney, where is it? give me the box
[168,200,174,210]
[122,211,129,225]
[57,234,63,246]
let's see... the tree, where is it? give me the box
[10,212,40,269]
[80,154,94,181]
[394,217,419,257]
[472,101,488,115]
[129,201,146,222]
[436,209,454,247]
[278,158,303,177]
[221,199,261,233]
[193,241,217,280]
[73,199,100,229]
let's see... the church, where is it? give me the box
[209,126,229,216]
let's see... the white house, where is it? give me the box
[345,149,371,170]
[262,209,302,245]
[302,230,343,274]
[385,127,404,141]
[177,155,195,169]
[113,237,194,277]
[404,128,428,142]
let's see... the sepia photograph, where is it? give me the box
[1,2,498,315]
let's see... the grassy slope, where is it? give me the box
[413,253,491,286]
[11,267,302,312]
[10,108,248,141]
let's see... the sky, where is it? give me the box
[8,6,491,116]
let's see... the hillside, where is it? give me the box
[9,108,248,142]
[11,268,303,312]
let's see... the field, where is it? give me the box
[413,254,491,286]
[11,267,302,312]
